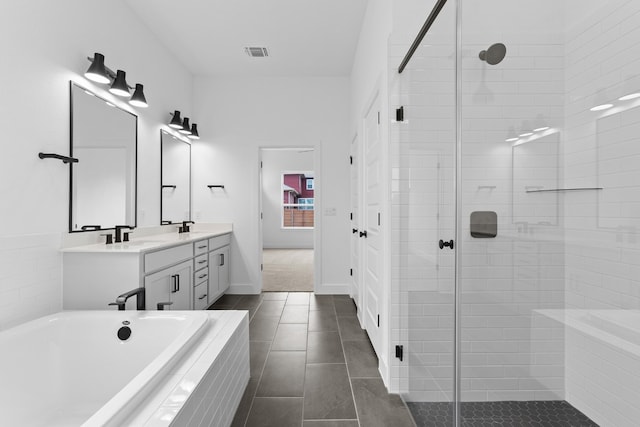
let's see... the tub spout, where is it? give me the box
[109,287,146,311]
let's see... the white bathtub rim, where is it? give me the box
[80,310,210,427]
[122,310,249,427]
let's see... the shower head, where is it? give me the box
[479,43,507,65]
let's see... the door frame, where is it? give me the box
[258,146,321,293]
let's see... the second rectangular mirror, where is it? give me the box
[161,130,191,225]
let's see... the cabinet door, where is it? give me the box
[172,262,192,310]
[144,259,192,310]
[207,249,221,305]
[219,246,230,293]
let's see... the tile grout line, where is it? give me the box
[334,296,362,427]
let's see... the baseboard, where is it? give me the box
[379,352,390,391]
[227,284,260,295]
[315,283,350,295]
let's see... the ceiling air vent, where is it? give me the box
[245,47,269,58]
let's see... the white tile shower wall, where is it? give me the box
[390,14,567,401]
[563,1,640,424]
[0,233,62,330]
[564,0,640,311]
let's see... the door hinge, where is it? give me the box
[350,155,353,164]
[350,212,353,220]
[260,212,263,219]
[350,268,353,276]
[395,345,404,362]
[377,314,380,327]
[378,212,381,226]
[396,106,404,122]
[261,264,263,271]
[260,161,263,168]
[377,111,380,124]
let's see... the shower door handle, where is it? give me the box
[439,239,454,250]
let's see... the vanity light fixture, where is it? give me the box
[129,84,148,108]
[84,53,110,84]
[169,111,184,129]
[109,70,131,97]
[84,53,148,106]
[188,124,200,140]
[179,117,192,135]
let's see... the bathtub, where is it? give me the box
[537,309,640,427]
[0,310,249,427]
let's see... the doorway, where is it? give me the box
[260,148,315,292]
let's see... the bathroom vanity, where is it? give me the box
[62,225,232,310]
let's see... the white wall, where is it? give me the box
[0,0,193,330]
[261,149,314,249]
[191,76,350,295]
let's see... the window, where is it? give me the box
[282,172,314,228]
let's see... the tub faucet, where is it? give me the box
[109,287,146,311]
[114,225,134,243]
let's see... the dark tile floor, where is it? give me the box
[210,292,416,427]
[407,401,599,427]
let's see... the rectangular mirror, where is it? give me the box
[69,82,137,232]
[161,130,191,224]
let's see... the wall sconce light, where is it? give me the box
[84,52,148,108]
[129,84,148,108]
[532,114,550,132]
[505,126,519,142]
[109,70,130,97]
[188,124,200,140]
[169,111,201,139]
[169,111,184,129]
[590,89,613,112]
[179,117,192,135]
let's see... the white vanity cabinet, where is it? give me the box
[207,234,231,305]
[62,228,232,311]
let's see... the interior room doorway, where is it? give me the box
[259,148,315,292]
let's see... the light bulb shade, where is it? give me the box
[188,123,200,139]
[109,70,131,97]
[169,111,183,128]
[179,117,192,134]
[129,84,148,108]
[85,53,110,84]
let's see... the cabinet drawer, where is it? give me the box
[195,267,209,286]
[194,253,208,270]
[194,240,209,256]
[209,234,231,251]
[144,244,193,273]
[194,282,209,310]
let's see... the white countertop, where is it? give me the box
[61,223,232,254]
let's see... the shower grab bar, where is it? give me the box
[526,187,603,193]
[398,0,448,73]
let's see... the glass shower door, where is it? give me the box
[390,1,458,424]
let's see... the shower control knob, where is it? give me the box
[352,228,358,234]
[359,230,368,238]
[439,239,454,250]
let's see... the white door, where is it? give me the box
[363,98,382,354]
[350,135,362,317]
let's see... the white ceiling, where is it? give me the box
[124,0,369,77]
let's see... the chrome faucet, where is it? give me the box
[109,287,146,311]
[114,225,133,243]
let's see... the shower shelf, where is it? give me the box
[525,187,603,193]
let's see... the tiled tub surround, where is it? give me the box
[0,310,249,427]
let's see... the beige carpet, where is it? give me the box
[262,249,314,292]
